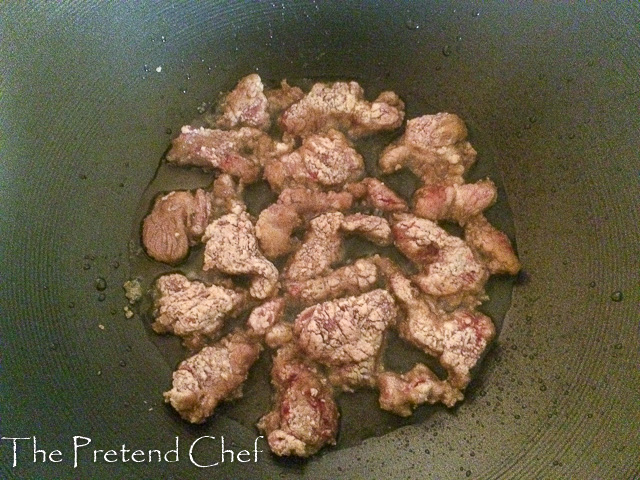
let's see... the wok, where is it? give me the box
[1,2,638,478]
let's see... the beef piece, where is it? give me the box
[413,179,497,225]
[464,215,521,275]
[257,345,339,457]
[283,212,344,282]
[166,126,292,183]
[246,298,292,349]
[346,177,408,213]
[152,273,246,349]
[256,188,353,258]
[286,258,379,306]
[378,364,464,416]
[280,81,404,138]
[378,260,495,390]
[216,74,270,130]
[341,213,393,246]
[202,211,279,299]
[265,79,305,116]
[392,213,488,304]
[142,188,214,265]
[164,329,262,423]
[293,289,398,390]
[379,113,477,185]
[142,174,243,265]
[264,129,365,191]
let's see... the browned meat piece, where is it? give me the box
[246,297,286,336]
[216,74,270,130]
[142,188,214,265]
[166,126,292,183]
[379,113,477,185]
[377,364,464,416]
[341,213,393,246]
[142,174,243,265]
[283,212,344,282]
[256,188,353,258]
[203,211,279,299]
[380,263,495,389]
[264,129,364,191]
[293,289,398,390]
[258,344,339,456]
[164,329,262,423]
[280,81,404,138]
[265,79,305,116]
[392,214,488,303]
[286,258,379,306]
[346,177,408,213]
[152,273,246,349]
[464,215,521,275]
[413,179,497,225]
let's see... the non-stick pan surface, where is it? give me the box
[1,2,638,478]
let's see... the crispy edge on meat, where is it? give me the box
[413,179,497,225]
[246,297,292,349]
[464,214,521,275]
[341,213,393,246]
[203,211,279,299]
[378,363,464,416]
[379,113,477,185]
[265,79,305,117]
[280,81,405,138]
[152,273,247,350]
[263,129,365,191]
[164,329,262,423]
[257,344,339,457]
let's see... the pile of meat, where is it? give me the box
[141,74,521,457]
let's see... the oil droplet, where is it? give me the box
[405,19,420,30]
[456,35,462,42]
[160,35,166,43]
[143,64,150,72]
[97,369,102,376]
[614,342,622,350]
[119,360,127,367]
[588,281,596,287]
[610,290,623,302]
[111,260,120,269]
[197,102,207,114]
[567,132,576,139]
[539,384,547,392]
[83,263,91,270]
[68,301,76,309]
[165,127,172,135]
[181,88,187,94]
[185,73,191,80]
[529,115,537,123]
[97,293,106,302]
[49,342,59,351]
[95,277,107,291]
[79,173,87,180]
[472,11,480,17]
[110,308,117,315]
[466,470,472,477]
[442,45,452,56]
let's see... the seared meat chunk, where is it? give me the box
[264,129,364,191]
[293,289,398,390]
[265,79,305,116]
[283,212,344,282]
[256,188,353,258]
[378,364,463,416]
[464,215,521,275]
[280,81,404,138]
[341,213,393,246]
[413,179,497,225]
[346,177,408,213]
[379,113,477,185]
[203,211,279,299]
[216,74,270,130]
[142,174,243,265]
[167,126,292,183]
[246,298,292,349]
[142,188,214,265]
[258,345,339,457]
[286,258,379,306]
[152,273,246,349]
[393,214,488,303]
[164,329,262,423]
[379,261,495,389]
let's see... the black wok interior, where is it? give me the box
[1,2,638,478]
